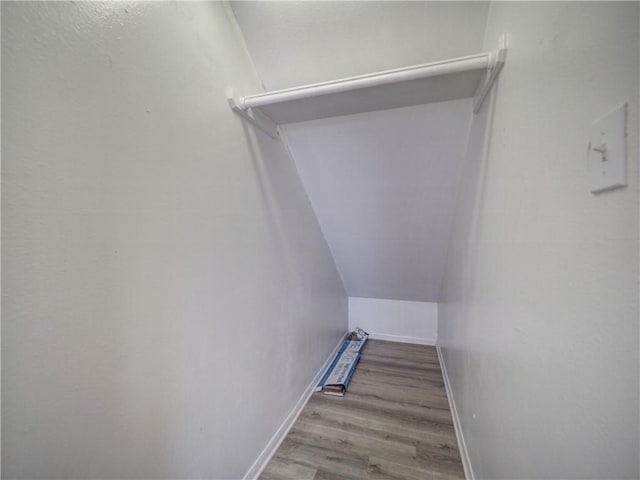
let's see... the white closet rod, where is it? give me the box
[238,52,494,110]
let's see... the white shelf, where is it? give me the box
[229,35,507,137]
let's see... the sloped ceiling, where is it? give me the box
[231,1,489,302]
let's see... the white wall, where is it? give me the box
[439,2,639,479]
[284,101,472,302]
[231,1,489,91]
[1,3,347,479]
[349,297,437,345]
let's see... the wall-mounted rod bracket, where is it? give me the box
[473,33,508,113]
[228,90,279,139]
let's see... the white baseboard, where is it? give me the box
[243,331,348,480]
[368,332,436,346]
[436,342,474,480]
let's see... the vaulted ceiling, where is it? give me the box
[231,1,489,302]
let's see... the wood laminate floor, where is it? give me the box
[259,339,465,480]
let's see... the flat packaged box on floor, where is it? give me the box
[316,328,368,396]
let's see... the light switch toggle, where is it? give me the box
[591,143,608,167]
[589,102,627,194]
[591,144,607,158]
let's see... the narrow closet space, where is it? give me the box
[230,4,505,478]
[2,2,638,480]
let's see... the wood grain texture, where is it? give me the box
[259,340,465,480]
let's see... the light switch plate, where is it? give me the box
[589,102,628,194]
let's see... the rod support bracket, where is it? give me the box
[227,88,279,139]
[473,32,508,113]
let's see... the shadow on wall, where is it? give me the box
[240,120,344,304]
[443,79,499,319]
[437,80,500,480]
[240,123,319,303]
[236,117,347,386]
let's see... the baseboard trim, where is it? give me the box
[368,332,436,346]
[436,342,475,480]
[243,331,349,480]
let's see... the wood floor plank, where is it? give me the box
[355,363,443,382]
[291,419,417,460]
[259,457,317,480]
[312,388,455,428]
[416,442,467,476]
[313,467,363,480]
[273,437,369,479]
[365,455,463,480]
[259,340,465,480]
[346,378,450,409]
[302,398,459,448]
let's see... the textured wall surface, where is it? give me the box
[231,1,489,91]
[1,2,346,478]
[439,3,639,479]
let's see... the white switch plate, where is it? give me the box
[589,102,628,194]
